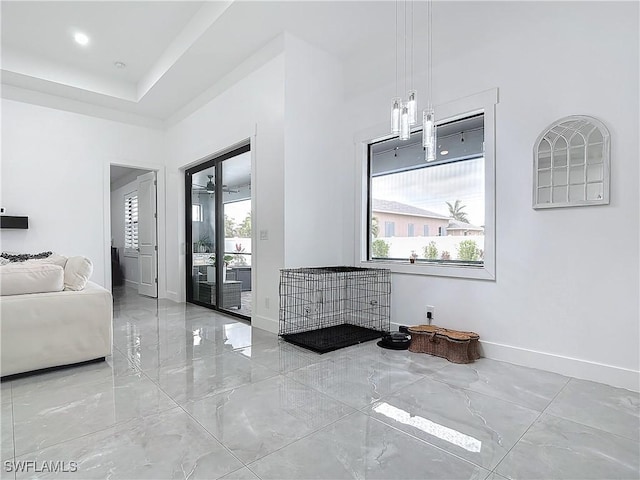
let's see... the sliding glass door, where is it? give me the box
[185,143,251,319]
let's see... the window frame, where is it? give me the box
[124,190,139,258]
[354,88,497,280]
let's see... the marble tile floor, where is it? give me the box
[0,287,638,479]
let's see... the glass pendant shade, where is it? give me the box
[407,90,417,125]
[422,109,436,161]
[426,144,436,162]
[391,98,401,134]
[400,104,410,140]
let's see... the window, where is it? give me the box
[124,192,138,256]
[369,113,484,265]
[359,88,497,280]
[192,204,203,222]
[384,221,395,237]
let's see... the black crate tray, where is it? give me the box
[281,324,383,354]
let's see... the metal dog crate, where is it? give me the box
[279,266,391,353]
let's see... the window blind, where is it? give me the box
[124,193,138,253]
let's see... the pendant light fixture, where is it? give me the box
[400,104,410,140]
[422,0,436,161]
[390,0,417,139]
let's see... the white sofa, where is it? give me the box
[0,256,112,377]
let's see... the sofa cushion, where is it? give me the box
[28,253,68,269]
[64,256,93,291]
[0,263,64,296]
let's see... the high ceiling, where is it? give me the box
[1,1,396,122]
[1,1,504,124]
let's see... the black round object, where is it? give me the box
[377,332,411,350]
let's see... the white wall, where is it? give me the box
[283,35,351,268]
[1,100,166,288]
[164,34,352,332]
[344,1,639,390]
[165,39,286,331]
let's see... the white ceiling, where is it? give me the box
[1,2,203,85]
[0,1,398,122]
[1,1,500,123]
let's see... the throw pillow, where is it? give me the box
[64,256,93,291]
[0,251,53,262]
[27,253,68,269]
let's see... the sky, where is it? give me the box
[224,199,251,224]
[372,157,485,225]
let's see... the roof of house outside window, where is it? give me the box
[372,199,450,220]
[447,219,484,231]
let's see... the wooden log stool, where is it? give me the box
[408,325,480,364]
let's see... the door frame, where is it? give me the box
[103,160,165,298]
[184,143,251,320]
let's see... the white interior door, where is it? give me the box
[137,171,157,297]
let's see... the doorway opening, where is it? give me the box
[110,166,158,299]
[185,143,252,320]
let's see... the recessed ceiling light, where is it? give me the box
[74,32,89,46]
[114,61,127,69]
[440,150,449,155]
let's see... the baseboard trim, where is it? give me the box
[479,341,639,392]
[252,314,278,334]
[124,279,139,288]
[390,322,638,391]
[165,290,180,302]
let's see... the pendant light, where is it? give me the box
[400,104,410,140]
[391,97,401,134]
[422,0,436,161]
[391,1,401,134]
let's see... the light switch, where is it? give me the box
[260,230,268,240]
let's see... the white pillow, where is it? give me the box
[27,253,68,269]
[0,263,64,296]
[64,256,93,291]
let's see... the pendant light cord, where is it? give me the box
[410,0,413,91]
[395,0,398,98]
[428,0,433,109]
[404,0,407,96]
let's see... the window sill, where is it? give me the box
[358,260,495,281]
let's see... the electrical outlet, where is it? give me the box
[425,305,435,323]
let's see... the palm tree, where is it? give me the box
[446,200,469,223]
[371,216,380,238]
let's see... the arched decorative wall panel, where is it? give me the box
[533,116,610,209]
